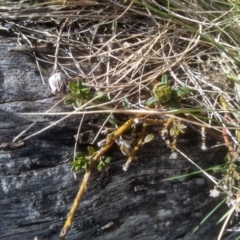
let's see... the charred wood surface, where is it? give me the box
[0,35,227,240]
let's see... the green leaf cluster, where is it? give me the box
[169,123,186,136]
[71,146,111,172]
[97,156,111,171]
[64,78,110,108]
[71,150,92,172]
[145,74,191,109]
[64,78,90,107]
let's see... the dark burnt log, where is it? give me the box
[0,34,228,240]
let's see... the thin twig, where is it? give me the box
[53,18,69,72]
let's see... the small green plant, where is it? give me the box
[143,133,154,143]
[64,78,91,107]
[169,122,186,136]
[145,74,191,109]
[64,78,110,109]
[71,147,93,172]
[97,155,111,171]
[71,146,111,172]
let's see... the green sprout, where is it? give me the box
[71,151,91,172]
[64,78,91,107]
[71,146,111,172]
[169,123,186,136]
[97,156,111,171]
[145,74,191,109]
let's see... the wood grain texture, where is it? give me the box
[0,34,228,240]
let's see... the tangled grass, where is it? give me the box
[2,0,240,239]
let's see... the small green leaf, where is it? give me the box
[76,99,82,107]
[75,89,81,95]
[77,78,83,88]
[144,134,154,143]
[108,114,116,126]
[94,91,109,102]
[105,156,111,164]
[97,156,111,171]
[88,146,96,156]
[72,165,80,172]
[170,126,177,136]
[111,21,116,31]
[176,123,186,134]
[82,162,89,170]
[97,161,104,171]
[170,90,179,100]
[175,87,191,97]
[75,152,84,159]
[64,99,74,105]
[161,74,168,85]
[68,81,77,91]
[122,98,132,109]
[166,99,182,109]
[71,160,81,172]
[68,92,76,98]
[80,88,90,94]
[145,96,156,106]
